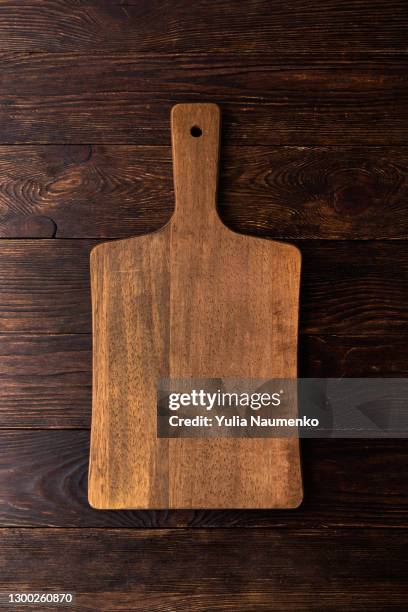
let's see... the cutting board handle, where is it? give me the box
[171,103,221,228]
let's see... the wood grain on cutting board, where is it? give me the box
[88,103,302,509]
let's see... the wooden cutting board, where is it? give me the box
[88,103,303,509]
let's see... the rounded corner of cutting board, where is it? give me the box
[285,240,302,264]
[89,241,104,262]
[171,101,220,121]
[87,489,104,510]
[287,487,304,509]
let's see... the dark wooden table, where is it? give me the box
[1,1,407,610]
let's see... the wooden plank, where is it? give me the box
[300,336,408,378]
[0,334,405,428]
[1,527,407,611]
[0,240,407,335]
[221,146,408,240]
[2,145,408,239]
[0,334,405,429]
[0,145,172,239]
[3,53,408,96]
[0,1,406,53]
[0,334,91,428]
[0,240,96,333]
[298,241,408,335]
[3,97,407,146]
[1,431,407,528]
[0,56,407,144]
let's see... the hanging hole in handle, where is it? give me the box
[190,125,202,137]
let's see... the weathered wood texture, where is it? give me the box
[0,240,94,333]
[0,56,407,144]
[0,0,407,53]
[300,336,408,378]
[1,527,407,611]
[3,54,408,96]
[0,240,406,335]
[0,335,91,428]
[1,431,407,528]
[0,0,406,605]
[1,145,408,239]
[1,335,405,429]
